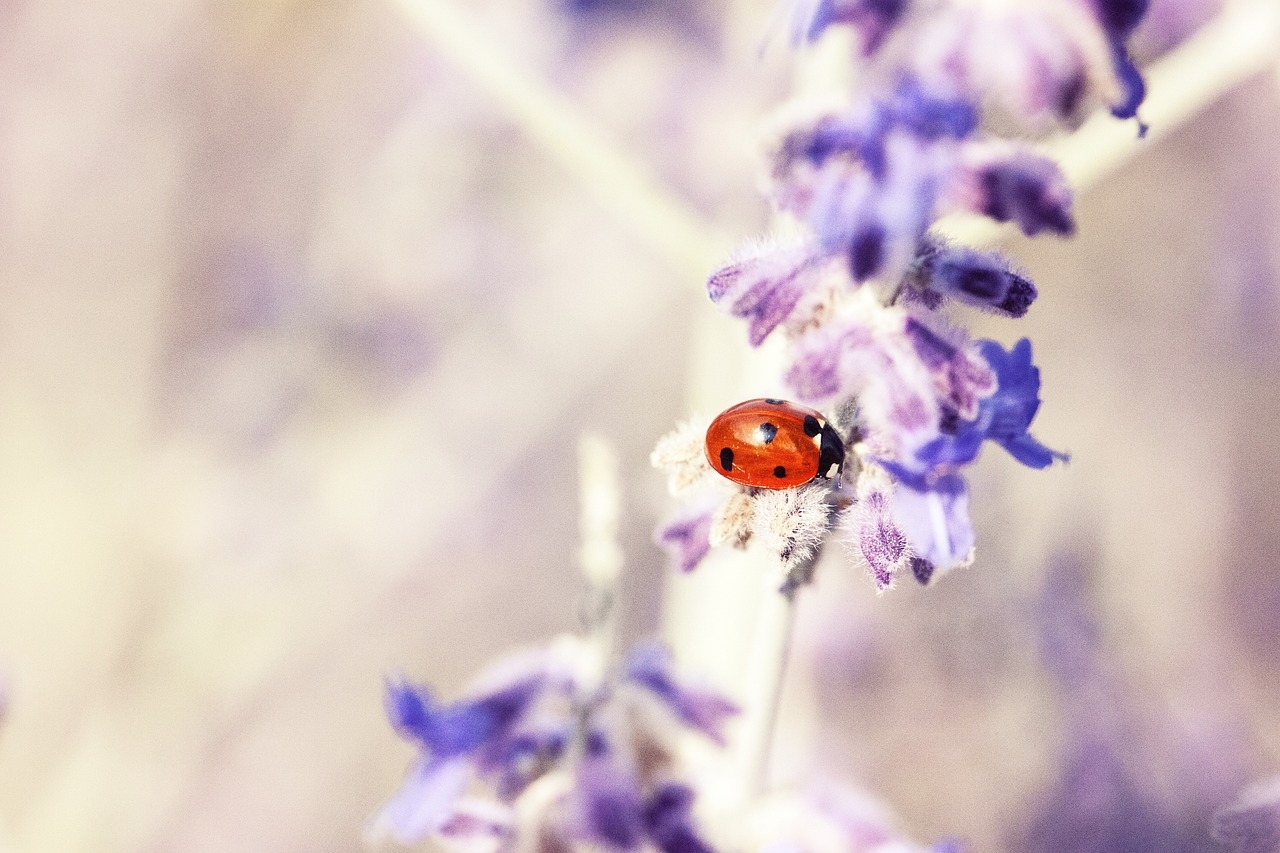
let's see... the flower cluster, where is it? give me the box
[656,0,1150,589]
[1212,776,1280,853]
[368,637,736,853]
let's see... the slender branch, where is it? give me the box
[387,0,731,278]
[734,563,800,801]
[577,433,624,680]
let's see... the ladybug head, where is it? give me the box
[817,422,845,480]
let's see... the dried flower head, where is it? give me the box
[651,418,715,497]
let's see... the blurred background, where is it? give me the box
[0,0,1277,851]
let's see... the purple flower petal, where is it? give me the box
[791,0,911,55]
[1080,0,1151,128]
[902,315,997,419]
[911,243,1039,318]
[785,317,878,405]
[861,516,907,589]
[656,509,715,574]
[975,338,1069,467]
[910,556,936,585]
[906,337,1066,474]
[890,474,974,570]
[949,145,1075,237]
[909,5,1111,126]
[576,756,647,850]
[385,675,545,759]
[367,757,473,843]
[979,156,1075,237]
[643,784,717,853]
[486,724,573,798]
[707,244,822,346]
[1212,777,1280,853]
[847,485,913,589]
[624,642,738,744]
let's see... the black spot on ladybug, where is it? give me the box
[719,447,734,472]
[803,415,821,437]
[773,466,787,478]
[759,422,778,444]
[764,398,783,405]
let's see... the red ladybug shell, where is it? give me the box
[704,398,845,490]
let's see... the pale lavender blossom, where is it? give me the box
[766,81,974,284]
[842,472,914,589]
[888,472,974,573]
[707,241,833,346]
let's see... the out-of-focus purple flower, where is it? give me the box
[386,677,545,759]
[656,508,715,574]
[945,143,1075,237]
[1022,733,1199,853]
[373,663,566,843]
[907,242,1039,318]
[1078,0,1151,127]
[1213,777,1280,853]
[767,81,974,283]
[569,757,720,853]
[707,242,830,346]
[644,783,716,853]
[374,640,735,849]
[575,753,648,849]
[624,642,738,744]
[370,757,478,843]
[1034,552,1105,688]
[784,302,941,465]
[790,0,912,55]
[909,4,1115,128]
[912,338,1067,473]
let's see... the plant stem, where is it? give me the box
[577,433,624,681]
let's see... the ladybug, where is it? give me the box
[705,398,846,490]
